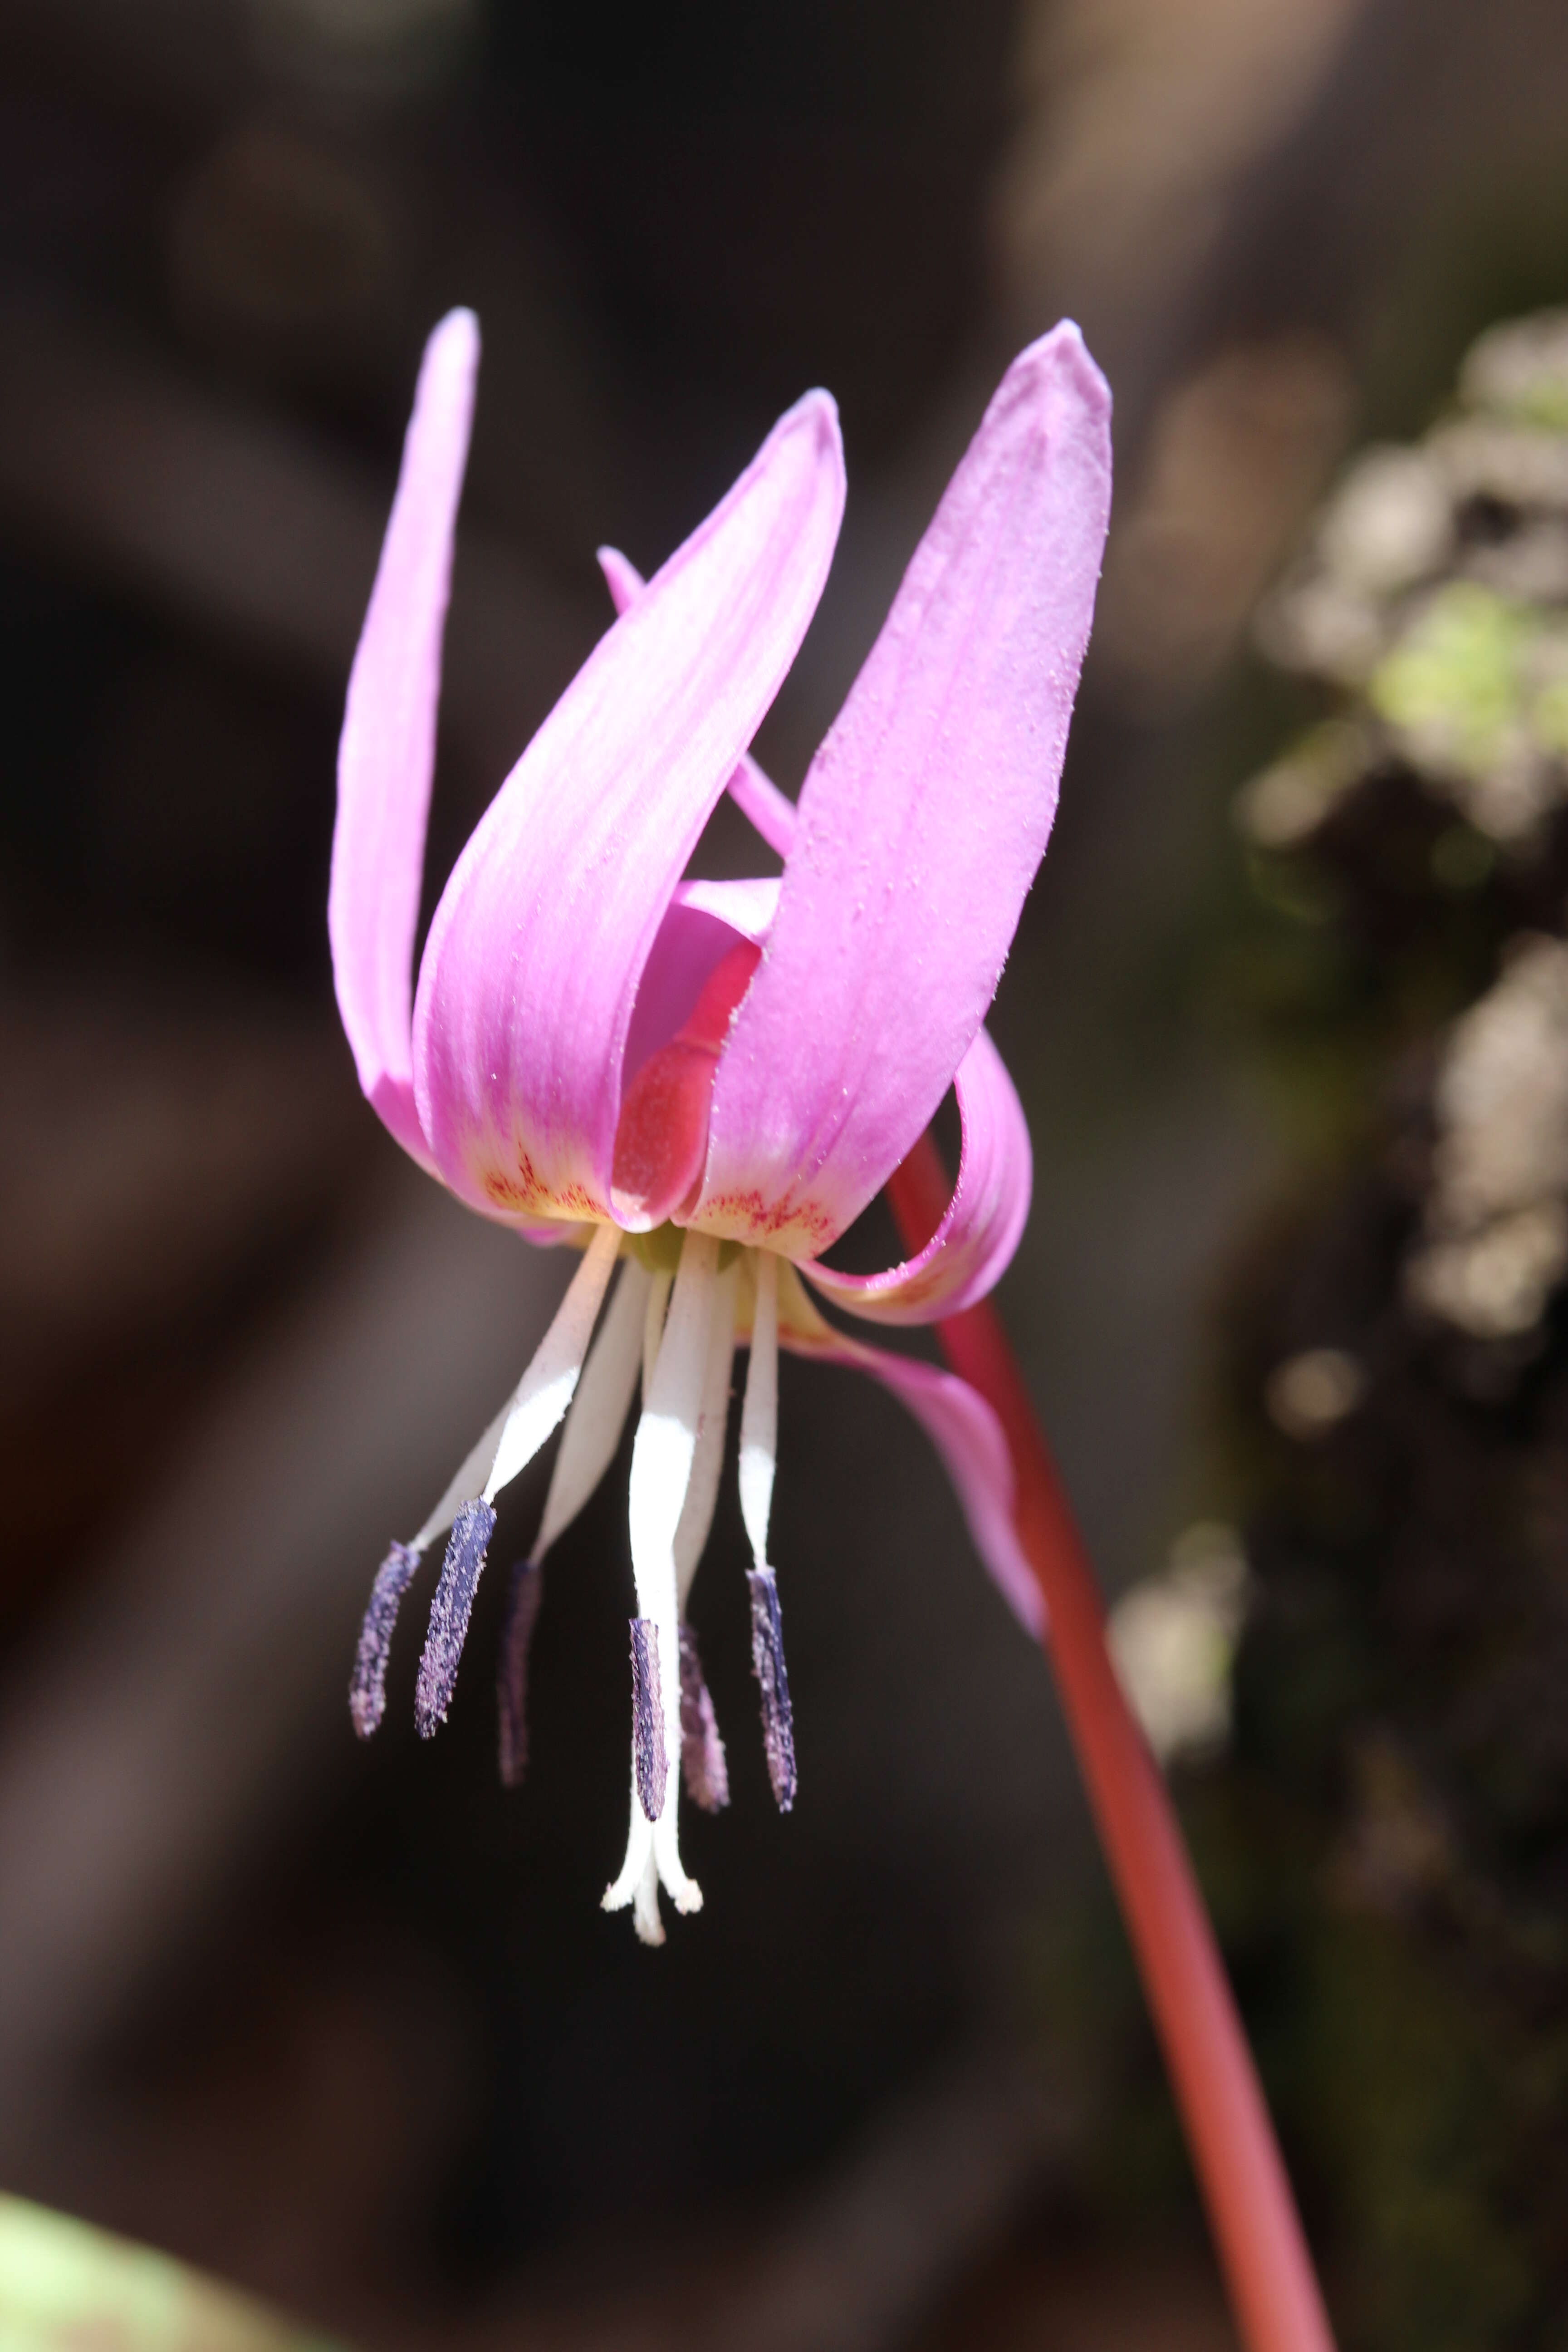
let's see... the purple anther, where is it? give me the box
[497,1559,544,1788]
[678,1623,730,1813]
[747,1566,796,1811]
[415,1499,495,1738]
[349,1542,421,1739]
[630,1618,667,1822]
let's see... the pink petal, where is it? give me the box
[598,548,800,860]
[599,583,1029,1304]
[798,1022,1030,1325]
[612,939,762,1228]
[612,877,779,1233]
[329,309,479,1173]
[623,877,779,1095]
[593,603,1027,1307]
[412,395,843,1227]
[776,1271,1042,1636]
[695,323,1111,1259]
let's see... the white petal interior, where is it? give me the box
[739,1246,779,1572]
[482,1222,621,1504]
[532,1258,651,1561]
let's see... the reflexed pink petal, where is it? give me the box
[775,1266,1042,1635]
[598,547,800,860]
[696,323,1111,1259]
[799,1024,1030,1325]
[413,396,843,1227]
[329,309,478,1172]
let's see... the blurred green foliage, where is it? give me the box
[0,2195,342,2352]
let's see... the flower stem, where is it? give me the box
[888,1137,1336,2352]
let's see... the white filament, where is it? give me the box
[642,1267,672,1396]
[408,1224,621,1552]
[603,1230,718,1927]
[739,1247,779,1572]
[675,1264,737,1611]
[615,1262,731,1948]
[411,1396,511,1554]
[482,1222,621,1504]
[531,1258,651,1561]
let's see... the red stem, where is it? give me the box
[888,1137,1336,2352]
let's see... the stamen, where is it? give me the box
[349,1542,420,1739]
[679,1624,730,1811]
[642,1268,672,1397]
[739,1248,779,1571]
[483,1222,621,1504]
[604,1230,718,1926]
[415,1499,495,1737]
[740,1252,794,1807]
[493,1260,652,1792]
[630,1618,666,1821]
[748,1565,797,1811]
[496,1559,543,1788]
[411,1400,510,1557]
[670,1266,735,1813]
[533,1259,651,1564]
[675,1264,737,1610]
[400,1220,622,1574]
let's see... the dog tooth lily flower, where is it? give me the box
[332,305,1110,1944]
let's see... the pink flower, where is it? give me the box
[333,309,1111,1942]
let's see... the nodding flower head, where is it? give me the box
[330,307,1111,1943]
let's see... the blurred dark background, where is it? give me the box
[4,0,1568,2345]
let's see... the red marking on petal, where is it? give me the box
[612,941,760,1228]
[612,1042,720,1226]
[681,940,763,1053]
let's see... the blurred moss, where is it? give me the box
[1301,1920,1534,2352]
[1370,582,1531,778]
[1209,308,1568,2349]
[1033,307,1568,2351]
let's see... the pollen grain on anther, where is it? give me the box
[630,1618,667,1821]
[747,1566,797,1810]
[350,1541,421,1739]
[678,1623,730,1811]
[415,1499,496,1738]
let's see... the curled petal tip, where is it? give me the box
[414,310,481,427]
[992,320,1114,451]
[428,304,480,363]
[596,544,641,615]
[795,383,841,433]
[772,386,844,482]
[1006,318,1112,423]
